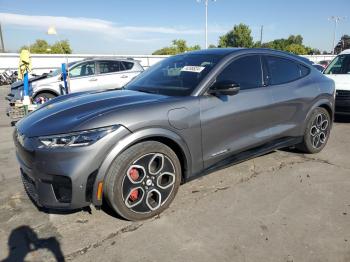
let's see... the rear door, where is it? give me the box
[200,55,276,168]
[262,55,312,137]
[68,61,97,92]
[96,60,137,90]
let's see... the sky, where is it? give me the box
[0,0,349,54]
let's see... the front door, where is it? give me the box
[200,55,275,168]
[68,61,97,93]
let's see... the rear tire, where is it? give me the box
[105,141,181,221]
[297,107,331,154]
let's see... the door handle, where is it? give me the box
[121,75,128,79]
[89,78,98,81]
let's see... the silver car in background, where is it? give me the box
[8,57,144,102]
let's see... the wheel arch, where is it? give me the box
[33,89,59,99]
[318,103,334,123]
[91,128,192,206]
[304,98,334,130]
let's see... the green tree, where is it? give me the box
[218,23,253,48]
[334,34,350,54]
[50,40,72,54]
[19,39,72,54]
[208,44,216,48]
[285,44,307,55]
[258,34,314,55]
[152,39,200,55]
[287,35,303,45]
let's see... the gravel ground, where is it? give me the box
[0,85,350,262]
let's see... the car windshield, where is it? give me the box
[125,53,223,96]
[324,54,350,74]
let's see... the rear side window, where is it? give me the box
[98,61,121,74]
[122,61,134,70]
[299,64,310,77]
[265,56,306,85]
[216,55,263,90]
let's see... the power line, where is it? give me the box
[328,16,346,54]
[0,23,5,53]
[260,25,264,45]
[197,0,216,49]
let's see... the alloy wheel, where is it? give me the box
[122,153,176,214]
[309,112,329,149]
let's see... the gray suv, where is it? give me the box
[14,48,335,221]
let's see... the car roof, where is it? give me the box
[340,49,350,55]
[185,48,313,65]
[185,48,244,56]
[81,57,137,63]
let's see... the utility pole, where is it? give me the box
[328,16,346,54]
[197,0,216,49]
[260,25,264,46]
[0,23,5,53]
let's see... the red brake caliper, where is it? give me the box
[129,168,140,201]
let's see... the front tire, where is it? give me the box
[33,92,56,104]
[297,107,331,154]
[105,141,181,221]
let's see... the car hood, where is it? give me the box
[11,74,50,90]
[16,89,169,137]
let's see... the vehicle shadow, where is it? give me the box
[101,200,128,221]
[1,225,65,262]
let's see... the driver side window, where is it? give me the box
[216,55,263,90]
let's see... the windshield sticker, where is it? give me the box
[181,66,205,73]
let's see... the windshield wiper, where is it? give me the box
[136,89,159,94]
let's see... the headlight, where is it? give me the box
[38,125,119,148]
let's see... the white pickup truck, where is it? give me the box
[324,49,350,115]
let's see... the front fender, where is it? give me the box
[32,85,60,98]
[92,127,192,206]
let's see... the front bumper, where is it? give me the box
[14,126,131,210]
[335,90,350,115]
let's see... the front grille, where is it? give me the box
[335,105,350,113]
[52,175,72,203]
[21,171,40,206]
[336,90,350,100]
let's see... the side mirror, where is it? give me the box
[208,80,240,96]
[59,74,63,81]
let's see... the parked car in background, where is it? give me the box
[319,60,331,68]
[324,49,350,114]
[313,64,325,72]
[14,48,335,221]
[7,58,144,103]
[7,61,78,101]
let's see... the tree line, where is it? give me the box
[20,39,72,54]
[153,23,348,55]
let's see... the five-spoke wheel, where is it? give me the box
[309,112,329,149]
[123,153,176,213]
[105,141,181,221]
[297,107,331,153]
